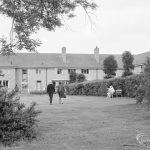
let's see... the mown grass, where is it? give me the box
[0,94,150,150]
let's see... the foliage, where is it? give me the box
[0,0,97,53]
[66,74,145,98]
[69,72,77,83]
[0,86,41,146]
[144,58,150,102]
[103,55,118,78]
[135,85,145,103]
[69,72,86,83]
[122,51,134,77]
[76,73,86,82]
[122,71,133,77]
[104,74,115,79]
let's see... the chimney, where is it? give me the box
[62,46,66,63]
[94,46,99,64]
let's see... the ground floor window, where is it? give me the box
[57,69,62,74]
[36,80,41,91]
[0,80,9,88]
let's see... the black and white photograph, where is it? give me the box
[0,0,150,150]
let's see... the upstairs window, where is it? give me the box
[36,69,41,74]
[81,69,89,74]
[68,69,76,74]
[57,69,62,74]
[22,69,27,74]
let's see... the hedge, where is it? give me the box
[65,74,146,98]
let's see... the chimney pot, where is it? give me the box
[62,47,66,63]
[94,46,99,64]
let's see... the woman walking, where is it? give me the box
[57,82,66,104]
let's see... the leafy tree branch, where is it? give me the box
[0,0,97,54]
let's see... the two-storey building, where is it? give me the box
[0,47,149,92]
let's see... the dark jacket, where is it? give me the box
[47,84,55,94]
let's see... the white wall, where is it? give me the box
[0,68,16,91]
[28,69,47,91]
[133,65,144,74]
[47,68,69,82]
[115,70,123,77]
[85,69,97,80]
[98,70,105,80]
[15,68,125,92]
[15,69,22,89]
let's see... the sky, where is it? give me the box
[0,0,150,54]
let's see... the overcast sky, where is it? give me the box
[0,0,150,54]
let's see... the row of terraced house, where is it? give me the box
[0,46,149,92]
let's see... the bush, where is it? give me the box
[135,85,145,103]
[30,90,47,95]
[69,72,77,83]
[104,74,115,79]
[0,87,41,146]
[66,74,145,98]
[144,62,150,102]
[69,72,86,83]
[76,73,86,83]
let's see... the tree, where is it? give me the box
[76,73,86,82]
[122,51,134,77]
[69,72,86,83]
[0,0,97,54]
[69,72,77,83]
[144,57,150,102]
[0,86,41,146]
[103,55,118,79]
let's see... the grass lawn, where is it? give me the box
[1,94,150,150]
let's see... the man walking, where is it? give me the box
[47,81,55,105]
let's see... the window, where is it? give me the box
[36,69,41,74]
[22,69,27,74]
[3,80,9,87]
[0,70,4,76]
[81,69,89,74]
[68,69,76,74]
[57,69,62,74]
[22,69,28,82]
[36,80,41,91]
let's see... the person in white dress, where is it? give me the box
[107,85,115,98]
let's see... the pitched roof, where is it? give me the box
[0,51,150,69]
[134,51,150,65]
[0,53,64,68]
[66,54,99,69]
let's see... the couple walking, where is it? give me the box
[47,81,66,105]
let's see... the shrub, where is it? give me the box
[104,74,115,79]
[66,74,145,98]
[69,72,86,83]
[69,72,77,83]
[76,73,86,83]
[0,86,41,146]
[135,85,146,103]
[122,71,133,77]
[144,61,150,102]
